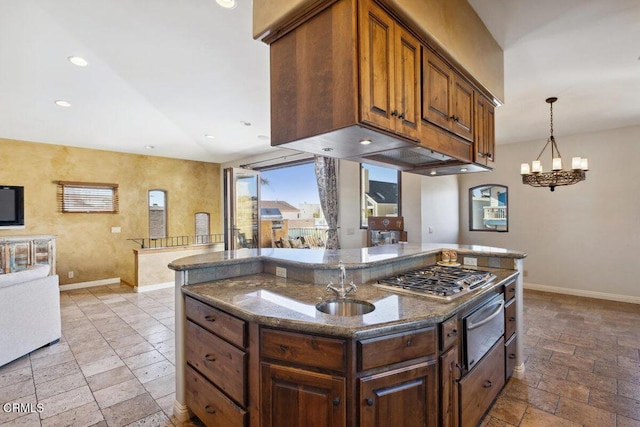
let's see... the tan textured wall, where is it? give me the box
[253,0,504,102]
[0,139,222,286]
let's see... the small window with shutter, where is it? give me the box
[56,181,119,213]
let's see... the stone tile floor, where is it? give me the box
[0,283,638,426]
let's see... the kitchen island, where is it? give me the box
[169,243,526,427]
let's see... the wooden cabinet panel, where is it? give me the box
[451,77,474,140]
[422,50,452,130]
[504,298,517,340]
[186,321,247,406]
[474,94,495,166]
[261,363,346,427]
[360,361,437,427]
[441,316,459,351]
[504,280,516,302]
[440,345,459,427]
[185,296,246,348]
[185,365,247,427]
[459,339,505,427]
[261,328,346,372]
[358,327,435,371]
[359,0,420,140]
[505,334,517,380]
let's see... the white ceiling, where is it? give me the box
[1,0,639,164]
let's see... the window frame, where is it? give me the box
[148,189,168,239]
[360,164,402,229]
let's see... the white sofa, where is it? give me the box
[0,264,61,367]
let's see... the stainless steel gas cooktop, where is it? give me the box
[375,265,497,301]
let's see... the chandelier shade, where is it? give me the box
[520,97,588,191]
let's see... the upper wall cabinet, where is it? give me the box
[359,0,421,141]
[422,49,474,142]
[474,94,495,166]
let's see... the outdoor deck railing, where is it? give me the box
[128,234,224,249]
[287,227,328,240]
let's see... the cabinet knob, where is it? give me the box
[204,315,216,322]
[204,405,216,414]
[391,109,398,117]
[483,380,493,388]
[447,329,458,338]
[365,397,374,406]
[398,112,406,120]
[508,353,516,360]
[204,354,216,362]
[509,317,516,322]
[333,397,341,406]
[279,344,289,352]
[406,339,412,347]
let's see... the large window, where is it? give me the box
[360,164,401,228]
[469,184,508,232]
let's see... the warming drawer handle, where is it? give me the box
[483,380,493,388]
[205,354,216,362]
[204,405,216,414]
[467,300,505,331]
[204,315,216,322]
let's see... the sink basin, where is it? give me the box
[316,299,375,316]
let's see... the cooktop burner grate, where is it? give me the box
[376,265,496,300]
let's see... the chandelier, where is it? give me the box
[520,97,588,191]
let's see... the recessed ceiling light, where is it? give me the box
[430,170,437,176]
[216,0,237,9]
[205,134,216,139]
[460,168,468,172]
[144,145,155,150]
[360,139,372,145]
[68,56,89,67]
[54,100,71,107]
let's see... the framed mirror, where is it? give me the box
[469,184,508,232]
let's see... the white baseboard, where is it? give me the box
[135,281,175,293]
[524,282,640,304]
[59,277,121,292]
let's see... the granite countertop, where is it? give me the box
[170,243,526,271]
[183,267,519,339]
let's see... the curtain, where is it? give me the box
[314,156,340,249]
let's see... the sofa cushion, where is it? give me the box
[0,264,50,288]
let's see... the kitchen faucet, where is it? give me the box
[326,261,357,298]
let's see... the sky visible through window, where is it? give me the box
[260,162,398,207]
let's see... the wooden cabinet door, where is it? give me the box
[440,346,460,427]
[261,363,346,427]
[451,77,474,141]
[360,362,437,427]
[359,0,395,133]
[394,25,420,140]
[422,49,453,131]
[474,94,495,166]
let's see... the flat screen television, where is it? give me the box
[0,186,25,227]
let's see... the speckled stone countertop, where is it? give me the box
[169,243,526,272]
[182,267,519,339]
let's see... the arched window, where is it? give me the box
[148,190,167,238]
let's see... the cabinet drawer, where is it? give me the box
[440,316,459,351]
[185,365,247,427]
[358,327,436,371]
[459,338,505,427]
[261,328,346,372]
[185,296,246,348]
[186,321,247,406]
[504,298,516,340]
[504,280,516,302]
[505,334,517,380]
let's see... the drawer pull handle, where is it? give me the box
[509,317,516,322]
[508,353,516,359]
[365,397,374,406]
[406,339,412,347]
[447,329,458,338]
[333,397,341,406]
[204,405,216,414]
[279,344,289,352]
[204,315,216,322]
[483,380,493,388]
[205,354,216,362]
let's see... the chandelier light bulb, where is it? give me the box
[531,160,542,173]
[552,157,562,171]
[520,163,530,175]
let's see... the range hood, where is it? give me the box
[272,124,491,177]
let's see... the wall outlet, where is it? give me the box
[428,226,434,234]
[67,271,74,279]
[275,267,287,278]
[463,257,477,267]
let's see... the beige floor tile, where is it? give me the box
[40,401,104,427]
[101,392,161,426]
[618,415,640,427]
[93,378,147,409]
[566,368,617,394]
[0,411,41,426]
[0,379,34,403]
[35,371,87,400]
[156,392,176,417]
[73,347,120,365]
[37,384,95,420]
[502,377,560,413]
[537,375,590,403]
[0,356,30,374]
[519,406,581,427]
[486,396,527,425]
[550,352,595,372]
[122,350,167,371]
[32,360,81,385]
[555,396,616,427]
[132,360,174,384]
[114,342,157,360]
[86,365,136,393]
[588,388,640,421]
[143,373,175,400]
[124,410,171,427]
[29,350,76,371]
[79,354,126,378]
[0,394,38,424]
[619,379,640,400]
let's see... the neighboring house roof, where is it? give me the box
[366,181,398,204]
[260,208,282,220]
[262,200,300,213]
